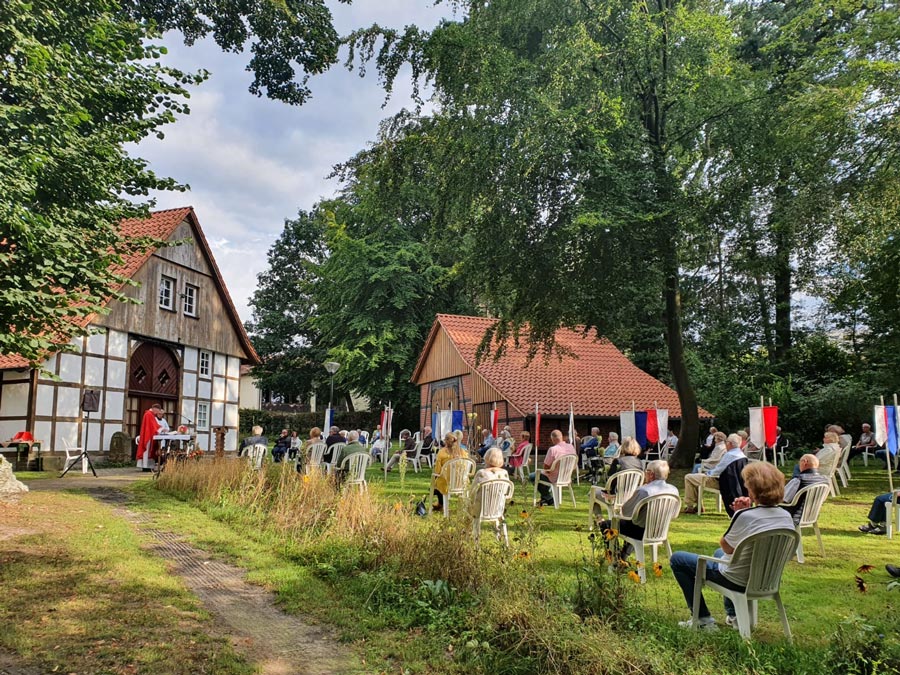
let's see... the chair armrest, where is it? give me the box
[695,554,720,582]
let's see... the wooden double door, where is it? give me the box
[126,342,180,455]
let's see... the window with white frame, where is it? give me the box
[159,275,176,310]
[196,402,209,430]
[199,350,211,377]
[183,284,198,317]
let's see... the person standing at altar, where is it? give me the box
[137,404,164,472]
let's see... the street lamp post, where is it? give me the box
[323,361,340,414]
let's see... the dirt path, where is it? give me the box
[22,472,357,675]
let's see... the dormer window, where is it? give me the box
[159,275,176,311]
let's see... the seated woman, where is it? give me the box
[857,489,900,535]
[508,431,531,472]
[608,437,642,476]
[370,425,385,460]
[432,432,467,511]
[602,432,621,468]
[792,430,840,478]
[694,431,726,473]
[296,426,322,473]
[468,448,510,516]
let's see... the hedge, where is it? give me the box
[238,409,419,436]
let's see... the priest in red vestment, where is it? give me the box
[137,404,163,471]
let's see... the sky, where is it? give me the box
[137,2,455,322]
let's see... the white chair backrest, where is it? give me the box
[249,443,267,469]
[792,482,832,527]
[473,479,514,520]
[605,470,644,508]
[443,458,476,495]
[330,442,347,457]
[341,452,371,482]
[307,442,326,467]
[729,528,799,597]
[631,493,681,542]
[512,443,533,462]
[412,440,424,456]
[63,438,81,457]
[548,454,579,487]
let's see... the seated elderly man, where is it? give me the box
[596,460,678,558]
[334,430,367,482]
[531,430,576,506]
[693,431,726,473]
[385,430,416,470]
[782,454,830,525]
[670,462,795,630]
[682,433,746,514]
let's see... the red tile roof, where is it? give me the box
[414,314,711,419]
[0,207,259,368]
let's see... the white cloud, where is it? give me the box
[135,2,453,320]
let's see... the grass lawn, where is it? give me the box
[365,459,900,641]
[0,490,253,675]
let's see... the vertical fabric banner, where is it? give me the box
[620,411,636,443]
[875,405,888,447]
[749,407,765,449]
[656,409,669,440]
[634,410,648,448]
[324,407,333,434]
[490,408,499,438]
[646,410,660,445]
[451,410,464,432]
[567,405,576,448]
[887,405,899,456]
[535,404,541,452]
[763,406,779,448]
[439,410,453,439]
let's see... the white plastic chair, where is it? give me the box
[836,441,854,487]
[247,443,267,470]
[305,442,326,474]
[621,493,681,582]
[408,440,426,473]
[588,469,644,528]
[698,476,724,515]
[691,528,799,642]
[419,439,435,469]
[470,478,515,547]
[510,443,532,482]
[776,438,790,466]
[340,453,371,492]
[62,438,88,474]
[532,454,579,509]
[430,458,476,517]
[780,482,831,563]
[884,490,900,540]
[326,443,346,475]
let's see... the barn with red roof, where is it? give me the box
[0,208,259,466]
[411,314,711,447]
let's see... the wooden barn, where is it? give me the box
[0,207,259,464]
[411,314,711,447]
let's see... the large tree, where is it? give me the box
[1,0,349,363]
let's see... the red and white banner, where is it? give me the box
[490,407,499,438]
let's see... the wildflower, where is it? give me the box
[653,562,663,578]
[604,550,613,563]
[520,510,530,519]
[393,502,403,512]
[856,564,875,574]
[854,576,868,593]
[588,532,596,543]
[574,524,583,532]
[301,474,310,484]
[628,570,641,583]
[635,561,644,568]
[617,558,629,568]
[518,551,531,559]
[603,528,618,541]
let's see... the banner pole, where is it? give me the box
[890,394,897,493]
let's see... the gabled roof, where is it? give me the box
[0,207,259,368]
[412,314,712,419]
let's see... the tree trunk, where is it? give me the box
[771,178,793,365]
[662,243,701,468]
[343,391,355,413]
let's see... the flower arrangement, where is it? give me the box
[178,424,188,434]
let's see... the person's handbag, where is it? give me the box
[414,496,428,517]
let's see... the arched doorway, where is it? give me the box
[126,342,180,454]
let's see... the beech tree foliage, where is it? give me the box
[1,0,349,363]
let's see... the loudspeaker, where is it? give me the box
[81,390,100,413]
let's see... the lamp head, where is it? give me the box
[323,361,341,375]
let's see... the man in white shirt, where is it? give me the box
[682,433,746,514]
[671,462,795,630]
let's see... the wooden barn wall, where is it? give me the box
[95,220,248,359]
[414,327,469,385]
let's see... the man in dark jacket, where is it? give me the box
[781,454,830,525]
[323,426,344,463]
